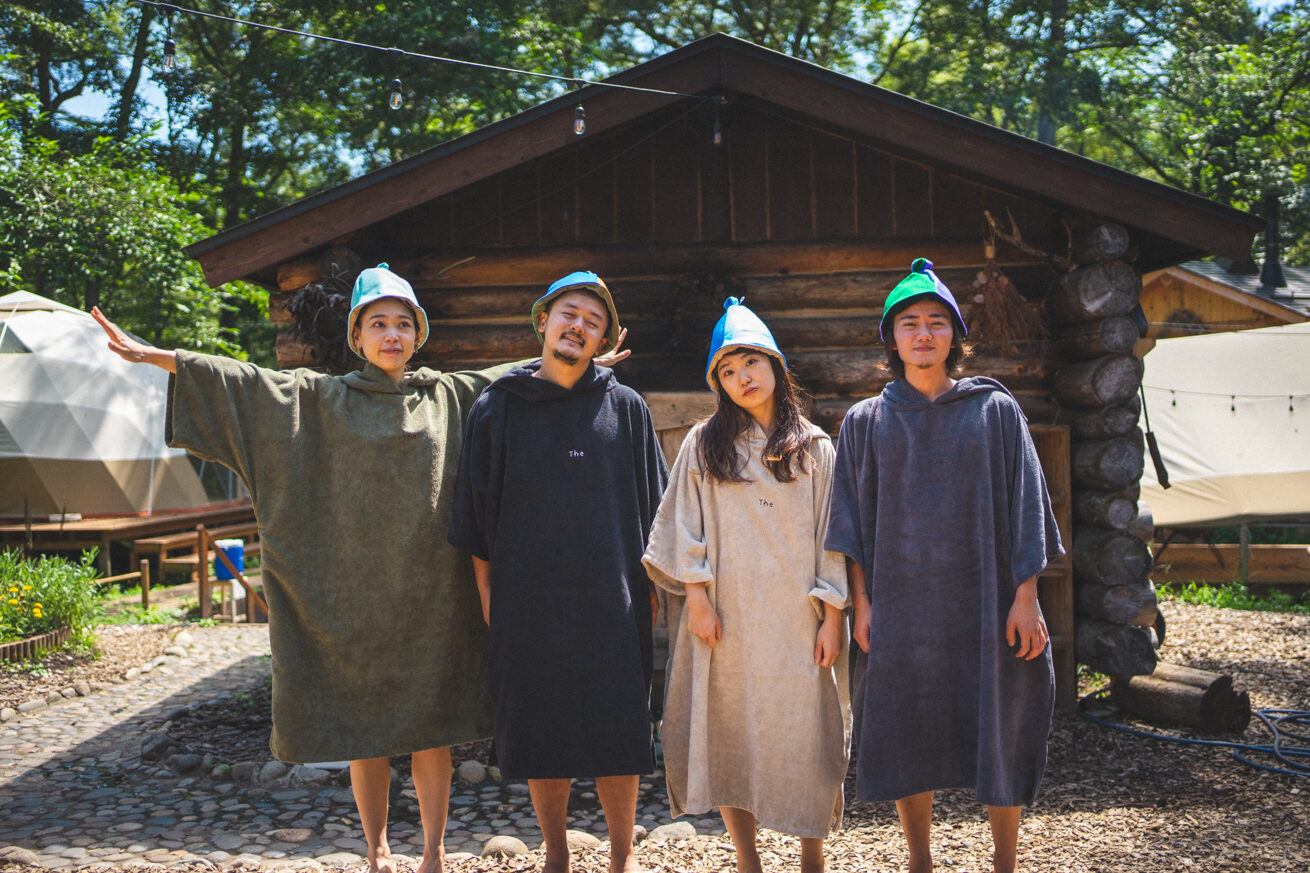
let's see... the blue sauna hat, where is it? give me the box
[705,297,787,390]
[347,263,429,357]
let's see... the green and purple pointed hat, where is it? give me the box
[879,258,968,340]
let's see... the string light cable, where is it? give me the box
[132,0,725,107]
[1077,689,1310,779]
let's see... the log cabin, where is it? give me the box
[184,34,1264,705]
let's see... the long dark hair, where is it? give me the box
[698,355,813,484]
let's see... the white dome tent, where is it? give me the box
[0,291,208,519]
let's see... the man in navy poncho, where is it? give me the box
[449,272,667,873]
[826,259,1063,873]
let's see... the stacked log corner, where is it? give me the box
[1051,225,1159,680]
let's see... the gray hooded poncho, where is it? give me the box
[825,376,1063,807]
[167,351,512,763]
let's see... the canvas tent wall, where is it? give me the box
[1140,321,1310,526]
[0,291,207,519]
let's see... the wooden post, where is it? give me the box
[139,559,151,610]
[197,524,211,620]
[1239,523,1250,585]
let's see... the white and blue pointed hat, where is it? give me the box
[705,297,786,390]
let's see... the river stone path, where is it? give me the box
[0,625,724,869]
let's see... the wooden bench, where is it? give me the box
[133,522,260,580]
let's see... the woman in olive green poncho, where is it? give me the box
[91,265,626,873]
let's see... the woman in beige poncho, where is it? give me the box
[642,298,850,873]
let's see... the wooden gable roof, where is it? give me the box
[187,34,1262,289]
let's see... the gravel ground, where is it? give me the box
[0,624,173,711]
[1,600,1307,872]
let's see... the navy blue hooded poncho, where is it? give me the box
[448,360,668,779]
[826,376,1063,807]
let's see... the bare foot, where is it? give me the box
[542,846,570,873]
[415,845,444,873]
[368,850,397,873]
[609,852,641,873]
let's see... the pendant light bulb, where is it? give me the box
[163,38,176,72]
[389,78,403,110]
[713,112,722,146]
[574,104,585,136]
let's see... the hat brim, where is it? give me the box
[531,282,622,354]
[347,296,430,358]
[878,291,967,341]
[706,343,787,390]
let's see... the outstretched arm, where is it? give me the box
[91,307,177,373]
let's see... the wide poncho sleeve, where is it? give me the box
[644,422,850,838]
[166,350,513,763]
[827,377,1062,808]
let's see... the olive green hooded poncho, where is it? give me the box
[167,350,512,762]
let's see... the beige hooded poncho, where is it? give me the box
[167,351,512,763]
[643,419,851,838]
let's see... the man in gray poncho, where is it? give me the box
[826,258,1063,873]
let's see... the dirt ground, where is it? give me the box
[1,599,1307,872]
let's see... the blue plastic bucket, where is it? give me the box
[213,539,244,581]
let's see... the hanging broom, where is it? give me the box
[966,237,1048,356]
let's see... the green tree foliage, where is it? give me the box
[0,105,255,356]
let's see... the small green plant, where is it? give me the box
[1159,581,1310,614]
[103,604,184,626]
[0,549,104,646]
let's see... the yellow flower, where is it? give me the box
[6,586,16,592]
[33,602,42,608]
[6,598,16,606]
[33,609,43,617]
[23,585,32,591]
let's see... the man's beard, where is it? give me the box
[551,347,582,366]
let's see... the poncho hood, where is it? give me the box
[341,363,446,394]
[487,359,614,401]
[881,376,1015,410]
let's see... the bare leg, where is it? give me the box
[530,778,573,873]
[411,747,453,873]
[894,791,934,873]
[350,758,395,873]
[986,805,1022,873]
[799,836,826,873]
[719,807,761,873]
[595,774,641,873]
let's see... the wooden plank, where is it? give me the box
[613,125,654,243]
[728,108,770,241]
[856,145,893,239]
[538,151,578,247]
[576,137,617,245]
[499,163,540,248]
[1152,543,1310,585]
[645,392,719,430]
[652,121,701,244]
[449,176,502,249]
[934,173,985,241]
[812,130,856,239]
[893,158,933,237]
[700,104,732,242]
[768,115,813,240]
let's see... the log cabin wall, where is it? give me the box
[270,97,1064,430]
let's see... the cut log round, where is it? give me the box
[1050,261,1141,324]
[1128,502,1154,543]
[1076,619,1158,677]
[1074,489,1140,529]
[1053,354,1144,409]
[1076,579,1158,626]
[1074,223,1131,264]
[1074,527,1152,587]
[1059,316,1140,359]
[1111,664,1251,733]
[1069,396,1141,440]
[1072,435,1144,491]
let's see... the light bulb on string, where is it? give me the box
[389,78,403,110]
[163,38,176,71]
[574,104,585,135]
[713,109,722,146]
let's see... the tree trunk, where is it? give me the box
[1112,664,1251,732]
[1072,434,1144,491]
[1059,316,1139,358]
[1073,223,1131,264]
[1076,619,1157,677]
[1049,261,1141,323]
[1074,489,1140,529]
[1052,354,1144,408]
[1076,579,1157,626]
[1070,396,1141,440]
[1073,527,1152,587]
[115,6,154,139]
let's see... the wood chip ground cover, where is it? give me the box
[0,600,1306,871]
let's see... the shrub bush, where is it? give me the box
[0,549,103,646]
